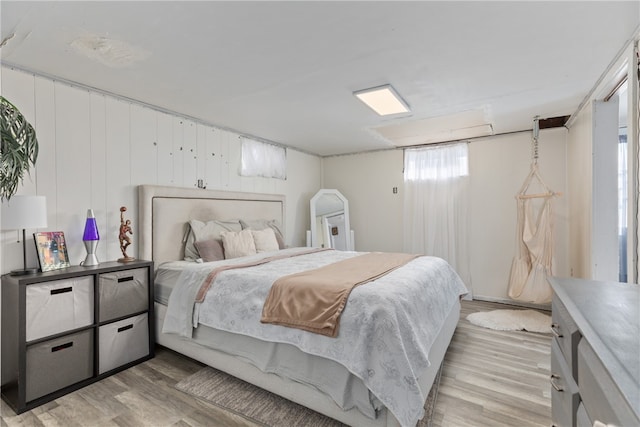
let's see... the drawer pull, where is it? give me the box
[51,342,73,352]
[550,374,564,392]
[117,276,134,283]
[550,323,563,338]
[50,287,72,295]
[117,324,134,333]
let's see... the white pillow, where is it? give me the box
[221,229,257,259]
[184,219,241,260]
[240,219,285,249]
[251,228,280,253]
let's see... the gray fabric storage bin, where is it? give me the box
[98,268,149,322]
[98,313,149,374]
[26,276,94,342]
[25,329,93,402]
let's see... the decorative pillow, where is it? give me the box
[183,219,241,260]
[221,229,257,259]
[194,238,225,262]
[240,219,285,249]
[251,228,280,253]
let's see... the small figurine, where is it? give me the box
[118,206,135,262]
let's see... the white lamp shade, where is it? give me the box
[1,195,48,230]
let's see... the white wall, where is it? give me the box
[566,106,593,278]
[0,66,321,274]
[322,150,405,252]
[469,129,569,300]
[322,129,569,301]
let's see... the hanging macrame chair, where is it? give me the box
[507,117,558,304]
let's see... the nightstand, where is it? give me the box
[1,260,154,414]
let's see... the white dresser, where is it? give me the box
[549,277,639,427]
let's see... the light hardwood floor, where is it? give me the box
[1,300,551,426]
[433,300,551,427]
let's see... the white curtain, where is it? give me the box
[240,137,286,179]
[403,143,471,293]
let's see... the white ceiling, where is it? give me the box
[1,1,638,156]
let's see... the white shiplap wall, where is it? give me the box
[1,66,321,274]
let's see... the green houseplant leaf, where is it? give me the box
[0,96,39,200]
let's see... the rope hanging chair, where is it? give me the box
[507,117,561,304]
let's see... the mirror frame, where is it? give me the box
[309,189,351,251]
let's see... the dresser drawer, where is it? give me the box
[577,339,639,426]
[551,339,579,427]
[26,277,94,342]
[25,329,93,402]
[98,268,149,322]
[98,313,149,374]
[551,296,581,381]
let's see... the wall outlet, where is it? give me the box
[393,187,398,194]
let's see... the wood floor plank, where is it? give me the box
[74,377,130,420]
[1,300,552,426]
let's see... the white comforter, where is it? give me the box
[163,247,468,427]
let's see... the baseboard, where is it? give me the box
[472,295,551,312]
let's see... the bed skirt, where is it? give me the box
[155,299,460,427]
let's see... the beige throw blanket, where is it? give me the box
[261,252,420,337]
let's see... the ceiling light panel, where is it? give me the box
[354,85,410,116]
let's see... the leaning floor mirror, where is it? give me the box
[308,189,354,251]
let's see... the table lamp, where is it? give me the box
[1,195,48,275]
[82,209,100,266]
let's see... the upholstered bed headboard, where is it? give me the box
[138,185,285,267]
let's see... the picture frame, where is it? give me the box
[33,231,71,272]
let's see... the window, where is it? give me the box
[404,142,469,181]
[240,138,286,180]
[403,142,471,294]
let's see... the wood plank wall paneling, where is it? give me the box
[219,130,233,189]
[172,117,185,187]
[203,127,221,190]
[227,133,242,190]
[196,124,208,188]
[182,119,198,188]
[130,104,159,187]
[105,97,133,262]
[89,92,108,264]
[156,111,174,187]
[55,83,92,264]
[0,66,322,273]
[34,76,57,231]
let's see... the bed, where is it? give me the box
[138,184,467,427]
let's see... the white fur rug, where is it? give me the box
[466,309,551,333]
